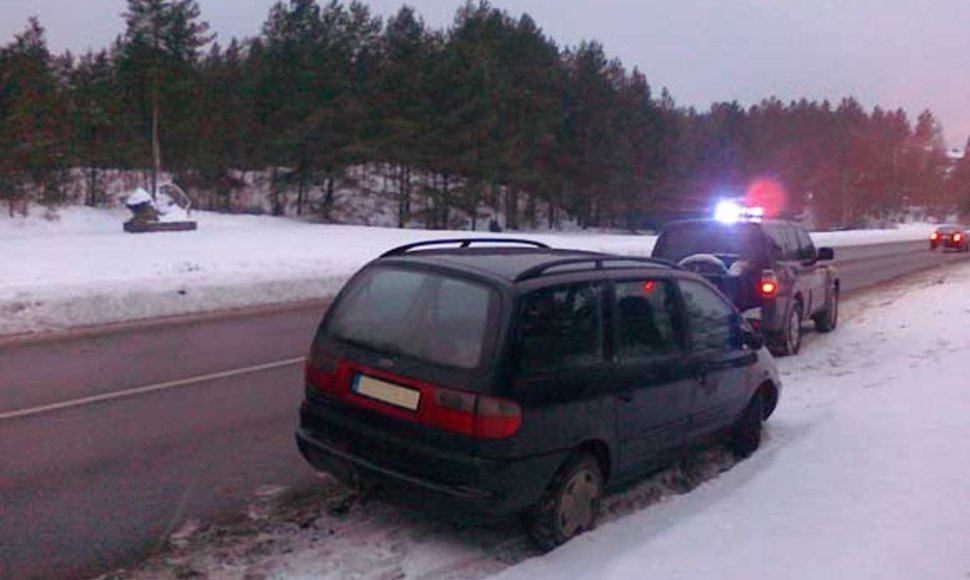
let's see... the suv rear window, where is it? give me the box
[326,266,496,369]
[653,222,763,263]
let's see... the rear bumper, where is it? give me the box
[296,400,564,519]
[931,239,967,250]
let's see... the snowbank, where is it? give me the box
[0,206,937,336]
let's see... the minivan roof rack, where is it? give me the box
[515,256,678,282]
[381,238,551,257]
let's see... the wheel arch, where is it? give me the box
[758,379,780,419]
[574,439,612,484]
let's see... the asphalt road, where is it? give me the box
[1,242,968,580]
[829,239,969,292]
[0,305,328,580]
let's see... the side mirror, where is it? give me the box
[733,313,764,350]
[817,247,835,261]
[742,325,764,350]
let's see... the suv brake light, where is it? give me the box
[931,232,940,241]
[760,269,779,297]
[954,233,963,242]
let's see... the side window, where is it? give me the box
[794,226,817,261]
[518,282,604,374]
[614,279,678,359]
[762,224,790,262]
[679,279,739,352]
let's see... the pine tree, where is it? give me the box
[118,0,212,196]
[69,49,123,206]
[0,18,68,214]
[376,5,433,226]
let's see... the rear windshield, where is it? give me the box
[326,266,497,369]
[653,222,762,263]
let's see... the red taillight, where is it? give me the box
[931,232,940,241]
[426,388,476,434]
[305,346,341,395]
[317,359,523,440]
[954,233,963,242]
[425,385,522,439]
[759,270,778,297]
[473,395,523,438]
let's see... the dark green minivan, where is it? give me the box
[296,239,781,549]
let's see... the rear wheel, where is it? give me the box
[529,453,603,551]
[772,302,803,356]
[813,287,839,332]
[729,391,764,458]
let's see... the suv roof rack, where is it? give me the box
[381,238,550,258]
[515,256,678,282]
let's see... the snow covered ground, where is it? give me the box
[4,206,964,579]
[0,206,937,337]
[101,256,970,580]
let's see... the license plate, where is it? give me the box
[352,374,421,411]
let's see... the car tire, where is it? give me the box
[528,453,603,551]
[772,302,802,356]
[813,287,839,332]
[729,391,764,458]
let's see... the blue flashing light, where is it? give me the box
[714,200,765,224]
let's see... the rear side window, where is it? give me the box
[613,279,679,359]
[517,282,604,374]
[762,223,787,261]
[327,266,495,369]
[678,279,739,352]
[793,226,817,261]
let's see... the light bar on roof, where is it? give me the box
[714,200,765,223]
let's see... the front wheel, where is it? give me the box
[729,391,764,458]
[528,453,603,551]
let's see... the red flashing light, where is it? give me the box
[642,280,656,294]
[744,178,787,219]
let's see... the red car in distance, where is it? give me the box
[930,225,970,252]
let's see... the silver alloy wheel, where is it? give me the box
[557,468,600,537]
[787,305,802,353]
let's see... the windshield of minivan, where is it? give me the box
[653,222,761,263]
[327,266,496,369]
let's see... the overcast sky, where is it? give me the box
[2,0,968,148]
